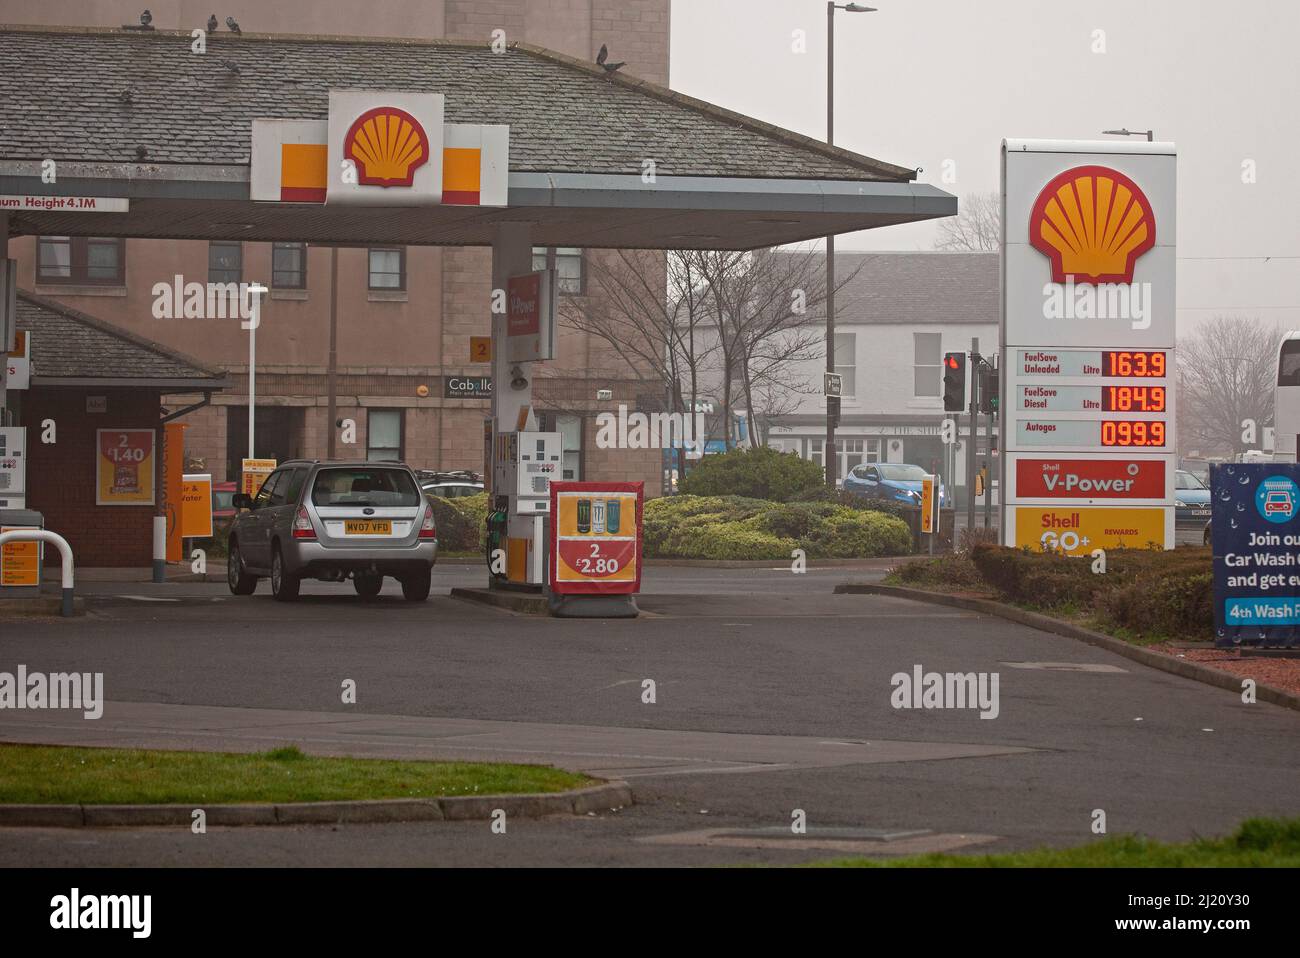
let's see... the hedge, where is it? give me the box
[644,494,912,560]
[965,543,1213,641]
[678,446,830,502]
[426,492,489,553]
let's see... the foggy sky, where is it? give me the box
[670,0,1300,334]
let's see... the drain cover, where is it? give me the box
[1001,661,1127,672]
[711,826,931,842]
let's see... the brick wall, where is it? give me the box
[591,0,670,84]
[21,388,161,568]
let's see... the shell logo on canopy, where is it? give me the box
[343,106,430,188]
[1029,165,1155,285]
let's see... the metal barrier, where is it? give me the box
[0,529,75,616]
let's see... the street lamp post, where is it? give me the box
[825,2,876,488]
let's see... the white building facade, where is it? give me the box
[766,252,999,505]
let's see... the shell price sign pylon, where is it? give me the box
[1000,139,1177,553]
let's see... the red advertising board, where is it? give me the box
[549,481,643,595]
[1016,458,1165,500]
[507,272,541,337]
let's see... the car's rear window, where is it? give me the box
[311,467,420,507]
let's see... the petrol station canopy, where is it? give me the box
[0,25,955,250]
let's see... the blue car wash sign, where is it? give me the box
[1211,463,1300,648]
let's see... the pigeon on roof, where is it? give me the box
[596,44,624,75]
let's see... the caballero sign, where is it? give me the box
[445,376,492,399]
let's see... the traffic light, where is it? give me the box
[942,352,966,412]
[978,365,999,416]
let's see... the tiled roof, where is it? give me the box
[15,291,227,385]
[0,25,915,182]
[832,252,999,325]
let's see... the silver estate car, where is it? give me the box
[227,460,438,602]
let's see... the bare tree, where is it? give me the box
[1178,315,1278,457]
[934,191,1001,251]
[561,246,861,452]
[693,247,849,447]
[558,249,708,412]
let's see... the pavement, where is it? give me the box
[1,560,1297,866]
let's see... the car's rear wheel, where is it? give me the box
[227,539,257,595]
[270,545,300,602]
[401,567,432,602]
[353,573,383,599]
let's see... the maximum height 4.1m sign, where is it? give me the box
[1000,139,1177,554]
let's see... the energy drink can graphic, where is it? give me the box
[592,499,606,534]
[577,498,591,534]
[606,499,621,535]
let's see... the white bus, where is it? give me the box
[1274,331,1300,462]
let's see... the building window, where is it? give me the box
[834,332,856,398]
[538,412,583,479]
[531,246,585,295]
[557,414,582,480]
[841,439,865,476]
[209,242,242,284]
[913,332,943,397]
[368,247,405,290]
[37,236,124,285]
[272,242,307,289]
[366,409,404,462]
[808,439,824,470]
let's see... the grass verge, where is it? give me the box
[809,818,1300,867]
[0,744,592,805]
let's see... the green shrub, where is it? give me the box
[890,553,988,591]
[970,543,1214,641]
[654,522,797,561]
[679,446,830,502]
[425,492,489,553]
[644,495,912,560]
[803,507,912,559]
[835,490,916,521]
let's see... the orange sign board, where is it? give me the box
[96,429,156,505]
[0,526,40,587]
[921,475,936,535]
[181,474,214,539]
[470,336,492,363]
[1013,506,1166,556]
[551,487,641,592]
[241,459,277,499]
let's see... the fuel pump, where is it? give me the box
[490,429,561,586]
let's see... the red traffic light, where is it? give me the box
[945,355,960,369]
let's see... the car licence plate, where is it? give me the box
[344,519,392,535]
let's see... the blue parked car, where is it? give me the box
[1175,469,1211,527]
[844,462,947,508]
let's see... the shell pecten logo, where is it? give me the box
[343,106,430,188]
[1030,165,1155,285]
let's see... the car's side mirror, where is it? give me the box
[232,493,253,510]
